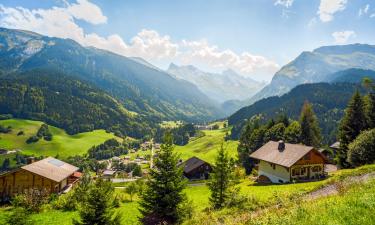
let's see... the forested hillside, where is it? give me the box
[229,82,365,143]
[0,70,151,138]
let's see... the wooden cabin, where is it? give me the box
[0,157,80,198]
[250,141,327,184]
[180,157,212,180]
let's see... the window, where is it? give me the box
[312,166,321,172]
[303,153,311,160]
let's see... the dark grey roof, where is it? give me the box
[181,156,210,174]
[250,141,315,168]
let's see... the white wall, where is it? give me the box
[258,160,290,183]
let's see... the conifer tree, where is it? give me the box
[73,178,121,225]
[208,144,236,209]
[299,101,322,147]
[338,91,367,167]
[139,133,187,224]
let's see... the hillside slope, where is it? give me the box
[0,70,151,137]
[229,82,365,143]
[0,27,222,123]
[249,44,375,104]
[0,119,119,158]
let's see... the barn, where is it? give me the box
[180,156,212,180]
[0,157,80,198]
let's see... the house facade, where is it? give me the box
[250,141,326,183]
[0,157,80,198]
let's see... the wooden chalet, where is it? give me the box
[250,141,327,184]
[180,156,212,180]
[0,157,80,198]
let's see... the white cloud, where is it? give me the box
[358,4,370,17]
[274,0,294,8]
[67,0,107,24]
[0,1,279,81]
[332,30,356,44]
[371,13,375,18]
[318,0,347,22]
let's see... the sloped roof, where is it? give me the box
[330,141,340,149]
[249,141,315,168]
[22,157,78,182]
[181,156,210,174]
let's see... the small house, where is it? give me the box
[0,157,80,198]
[180,157,212,180]
[102,170,116,180]
[250,141,327,184]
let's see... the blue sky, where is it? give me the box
[0,0,374,81]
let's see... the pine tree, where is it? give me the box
[365,92,375,128]
[338,91,367,168]
[139,133,187,224]
[73,179,121,225]
[208,144,236,209]
[299,101,322,147]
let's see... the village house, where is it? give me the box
[101,169,116,180]
[0,157,80,198]
[180,156,212,180]
[250,141,327,184]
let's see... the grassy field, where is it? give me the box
[175,129,238,164]
[0,119,120,158]
[1,165,375,224]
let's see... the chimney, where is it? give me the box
[278,140,285,152]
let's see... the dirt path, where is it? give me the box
[306,172,375,200]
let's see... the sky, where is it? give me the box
[0,0,374,82]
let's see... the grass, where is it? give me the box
[0,119,120,159]
[250,179,375,225]
[175,129,238,164]
[1,165,375,225]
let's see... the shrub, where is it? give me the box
[26,136,39,144]
[17,131,25,136]
[12,188,49,212]
[348,128,375,167]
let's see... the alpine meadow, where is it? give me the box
[0,1,375,225]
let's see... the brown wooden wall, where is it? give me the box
[0,169,60,197]
[294,150,325,166]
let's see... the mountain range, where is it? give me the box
[167,63,265,103]
[248,44,375,104]
[0,28,224,128]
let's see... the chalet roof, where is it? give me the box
[181,156,210,174]
[249,141,315,168]
[330,142,340,149]
[103,170,116,176]
[21,157,78,182]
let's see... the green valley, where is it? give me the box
[0,119,120,158]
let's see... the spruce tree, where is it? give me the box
[299,101,322,147]
[139,133,187,224]
[338,91,367,168]
[208,144,236,209]
[73,178,121,225]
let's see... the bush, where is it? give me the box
[348,128,375,167]
[12,188,49,212]
[26,136,39,144]
[17,131,25,136]
[0,125,12,133]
